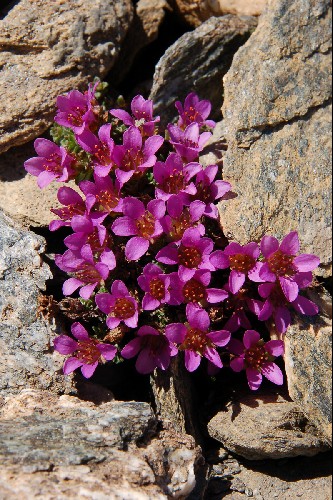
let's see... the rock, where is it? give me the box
[111,0,170,84]
[0,0,133,154]
[218,0,332,270]
[0,389,200,499]
[173,0,266,27]
[208,391,329,460]
[199,120,228,167]
[284,289,332,445]
[0,210,74,395]
[150,15,257,125]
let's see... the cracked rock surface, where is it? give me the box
[0,0,133,154]
[218,0,332,270]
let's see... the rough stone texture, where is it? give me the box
[173,0,266,26]
[0,210,74,395]
[0,0,133,154]
[111,0,170,84]
[199,120,228,167]
[0,390,200,499]
[218,0,332,270]
[208,391,329,460]
[284,289,332,445]
[0,142,82,228]
[150,15,257,125]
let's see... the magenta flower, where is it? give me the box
[113,126,164,184]
[121,326,178,374]
[111,95,160,136]
[153,153,202,201]
[156,227,216,281]
[166,303,230,372]
[95,280,139,329]
[49,186,86,231]
[64,213,109,253]
[210,242,264,294]
[229,330,284,391]
[161,195,205,242]
[54,322,117,379]
[171,269,229,306]
[168,123,211,162]
[55,87,97,135]
[76,124,115,177]
[55,244,116,299]
[223,285,263,333]
[137,264,173,310]
[24,139,75,189]
[259,232,320,302]
[258,280,319,334]
[192,165,232,219]
[111,197,165,261]
[80,174,123,214]
[175,92,216,129]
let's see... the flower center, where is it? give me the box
[178,245,202,268]
[43,153,63,174]
[87,230,112,254]
[183,138,198,149]
[136,211,156,239]
[149,277,165,301]
[93,143,112,166]
[180,327,211,354]
[183,279,206,303]
[244,342,270,371]
[162,170,185,194]
[229,254,255,273]
[96,190,119,212]
[68,106,85,127]
[52,203,85,221]
[113,298,135,320]
[123,149,144,172]
[267,250,295,276]
[141,334,167,354]
[76,339,100,364]
[75,263,102,284]
[195,182,212,204]
[184,106,200,124]
[169,210,193,241]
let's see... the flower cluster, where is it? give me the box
[25,84,321,390]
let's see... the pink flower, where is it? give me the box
[223,285,263,333]
[64,213,109,253]
[55,86,98,135]
[113,126,164,184]
[153,153,202,201]
[192,165,231,219]
[210,242,264,294]
[161,195,205,242]
[24,139,75,188]
[80,174,123,214]
[76,124,115,177]
[171,270,229,306]
[55,244,116,299]
[111,95,160,136]
[95,280,139,329]
[259,232,320,302]
[156,227,216,281]
[111,197,165,261]
[229,330,284,391]
[54,322,117,378]
[168,123,211,162]
[258,281,319,334]
[166,303,230,372]
[49,187,86,231]
[175,92,216,129]
[137,264,173,310]
[121,326,178,374]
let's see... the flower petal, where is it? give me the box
[230,357,245,372]
[261,362,284,386]
[280,231,300,255]
[63,357,83,375]
[186,303,210,330]
[81,362,99,379]
[243,330,261,349]
[275,306,291,334]
[121,338,142,359]
[206,288,229,304]
[71,322,90,341]
[292,295,319,316]
[125,237,149,261]
[185,350,201,372]
[165,323,187,344]
[53,335,78,355]
[265,340,284,357]
[261,236,279,258]
[204,347,222,368]
[279,276,299,302]
[294,254,321,272]
[246,368,263,391]
[207,330,231,347]
[97,344,117,361]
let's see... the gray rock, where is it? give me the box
[0,0,133,154]
[284,289,332,445]
[0,210,74,395]
[218,0,332,270]
[150,15,257,125]
[208,391,330,460]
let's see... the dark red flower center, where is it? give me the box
[229,254,255,273]
[96,190,119,212]
[76,339,100,364]
[141,334,168,355]
[52,203,85,221]
[195,182,212,204]
[75,263,102,284]
[113,298,135,320]
[162,170,185,194]
[149,277,165,301]
[244,341,270,371]
[68,106,85,127]
[87,230,112,254]
[184,106,200,124]
[178,245,202,268]
[43,153,63,174]
[123,149,144,172]
[93,143,112,166]
[180,327,211,354]
[169,210,193,241]
[267,250,295,276]
[183,138,198,148]
[136,211,156,239]
[183,279,206,303]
